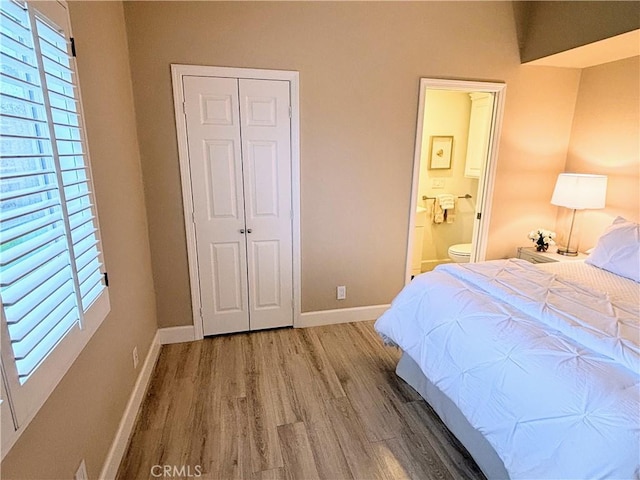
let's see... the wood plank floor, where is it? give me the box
[117,321,485,480]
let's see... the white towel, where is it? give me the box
[436,193,455,210]
[432,199,444,224]
[445,198,456,223]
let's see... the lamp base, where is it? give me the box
[556,247,578,257]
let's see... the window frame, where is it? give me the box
[0,0,110,458]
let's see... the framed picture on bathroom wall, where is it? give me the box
[429,135,453,169]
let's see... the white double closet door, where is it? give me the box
[183,76,293,336]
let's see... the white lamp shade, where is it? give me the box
[551,173,608,209]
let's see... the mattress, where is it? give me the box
[375,258,640,479]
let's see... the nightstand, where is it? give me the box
[517,246,588,264]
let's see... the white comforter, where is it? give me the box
[375,259,640,480]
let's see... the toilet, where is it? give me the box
[448,243,472,263]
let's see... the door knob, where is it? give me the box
[247,229,252,234]
[240,229,245,234]
[240,228,253,234]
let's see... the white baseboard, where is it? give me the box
[99,332,161,480]
[421,258,451,268]
[157,325,195,344]
[297,304,390,328]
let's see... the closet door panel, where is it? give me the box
[204,140,240,218]
[247,141,279,217]
[239,79,293,330]
[183,76,250,335]
[251,240,281,309]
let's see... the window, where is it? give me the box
[0,0,109,456]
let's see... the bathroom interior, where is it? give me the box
[411,89,495,275]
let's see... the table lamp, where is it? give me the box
[550,173,607,256]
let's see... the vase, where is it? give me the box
[536,243,548,252]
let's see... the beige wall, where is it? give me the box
[6,3,637,478]
[123,1,581,325]
[563,56,640,250]
[1,2,158,479]
[521,1,640,63]
[417,90,478,265]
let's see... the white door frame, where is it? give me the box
[171,64,301,340]
[405,78,506,284]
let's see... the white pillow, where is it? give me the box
[585,217,640,282]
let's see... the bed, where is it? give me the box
[375,218,640,479]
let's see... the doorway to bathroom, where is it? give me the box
[405,78,506,283]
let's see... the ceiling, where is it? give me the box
[524,29,640,69]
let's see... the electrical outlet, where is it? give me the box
[337,285,346,300]
[133,346,139,369]
[75,459,88,480]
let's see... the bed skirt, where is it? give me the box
[396,352,510,480]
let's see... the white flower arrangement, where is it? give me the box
[528,228,556,252]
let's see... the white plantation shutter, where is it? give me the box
[34,15,105,312]
[1,0,107,402]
